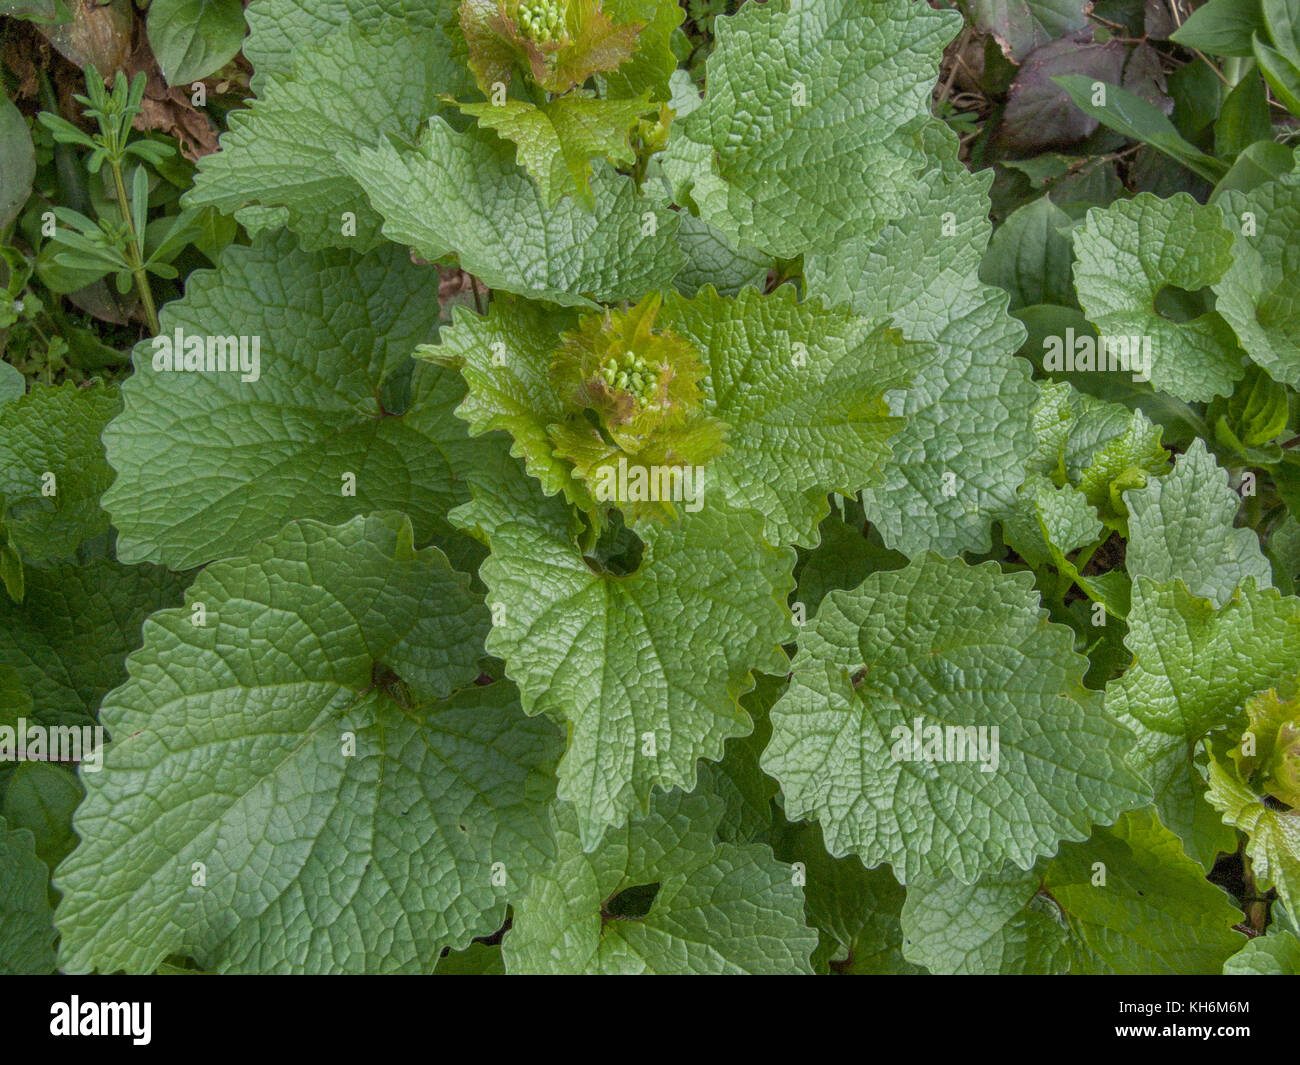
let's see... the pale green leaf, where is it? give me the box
[340,119,683,306]
[188,22,473,251]
[1124,439,1272,606]
[450,450,792,849]
[54,514,561,974]
[503,789,816,973]
[1073,193,1244,402]
[103,232,478,572]
[762,552,1148,884]
[664,0,960,257]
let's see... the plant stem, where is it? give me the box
[107,159,159,335]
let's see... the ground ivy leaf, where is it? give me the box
[805,125,1037,556]
[0,817,56,974]
[1106,577,1300,739]
[455,94,653,209]
[660,286,925,548]
[503,789,816,973]
[1215,165,1300,387]
[243,0,459,90]
[775,819,920,975]
[1125,438,1272,606]
[54,514,561,974]
[188,21,474,251]
[1044,809,1245,974]
[1224,930,1300,974]
[762,552,1148,885]
[0,559,187,728]
[901,865,1070,975]
[0,382,120,562]
[1207,759,1300,919]
[103,233,477,572]
[1073,193,1244,402]
[450,450,792,849]
[339,119,683,307]
[664,0,959,258]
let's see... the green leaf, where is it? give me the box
[794,499,905,619]
[430,286,924,547]
[1264,0,1300,61]
[0,363,24,406]
[806,125,1037,556]
[1052,75,1228,183]
[450,450,792,849]
[693,672,783,847]
[601,0,683,100]
[455,94,654,208]
[1208,757,1300,918]
[1043,809,1246,974]
[54,514,561,974]
[103,233,479,572]
[339,120,683,306]
[0,95,35,231]
[243,0,459,91]
[0,817,56,974]
[1124,439,1272,605]
[0,382,120,561]
[1212,140,1296,199]
[434,941,505,974]
[901,865,1070,974]
[1001,473,1103,571]
[1073,193,1244,402]
[1,762,83,872]
[1124,725,1239,870]
[188,21,473,251]
[503,789,816,973]
[661,286,924,548]
[1106,577,1300,739]
[148,0,245,86]
[0,558,187,728]
[1170,0,1265,57]
[775,819,920,974]
[1224,929,1300,973]
[663,0,960,258]
[1254,32,1300,114]
[762,552,1148,884]
[671,210,770,297]
[1215,167,1300,386]
[979,195,1078,312]
[1216,72,1273,160]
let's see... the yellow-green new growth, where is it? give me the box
[518,0,566,42]
[601,349,660,408]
